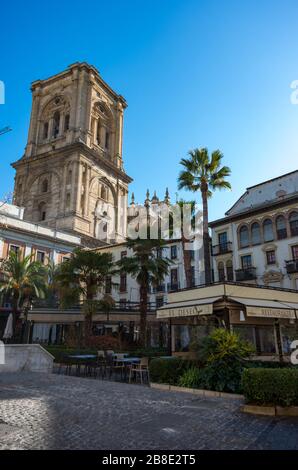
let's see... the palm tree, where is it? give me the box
[176,199,196,288]
[54,248,115,341]
[117,238,172,347]
[178,148,231,284]
[0,251,48,340]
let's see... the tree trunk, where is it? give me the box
[182,235,193,288]
[11,290,19,342]
[201,187,212,284]
[139,284,148,347]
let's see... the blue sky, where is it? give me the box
[1,0,298,221]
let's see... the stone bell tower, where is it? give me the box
[12,62,132,246]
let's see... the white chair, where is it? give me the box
[129,357,149,384]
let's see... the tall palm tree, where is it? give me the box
[0,251,48,340]
[117,238,172,347]
[176,199,196,288]
[178,148,231,284]
[54,248,115,340]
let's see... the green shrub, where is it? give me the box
[196,328,255,393]
[178,367,202,388]
[149,357,195,385]
[242,368,298,407]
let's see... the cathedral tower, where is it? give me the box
[12,62,132,246]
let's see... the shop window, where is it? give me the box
[257,327,276,354]
[251,222,261,245]
[281,325,298,354]
[263,219,274,242]
[289,211,298,237]
[276,215,287,239]
[266,250,276,265]
[233,326,256,348]
[239,225,249,247]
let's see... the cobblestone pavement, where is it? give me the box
[0,372,298,450]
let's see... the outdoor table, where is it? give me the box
[67,354,97,360]
[114,357,140,364]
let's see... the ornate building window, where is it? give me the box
[266,249,276,265]
[251,222,261,245]
[289,211,298,237]
[276,215,287,239]
[41,179,48,193]
[38,202,47,221]
[105,131,110,149]
[64,114,70,131]
[100,185,108,200]
[43,122,49,140]
[239,225,249,248]
[263,219,274,242]
[226,259,234,281]
[52,111,60,138]
[218,261,225,281]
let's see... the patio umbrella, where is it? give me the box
[3,313,13,340]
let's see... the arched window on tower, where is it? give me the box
[64,114,70,132]
[38,202,47,222]
[105,130,110,150]
[52,111,60,138]
[101,185,108,201]
[43,122,49,140]
[96,120,101,144]
[41,179,48,193]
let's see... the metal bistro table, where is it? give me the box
[67,354,97,376]
[113,357,141,381]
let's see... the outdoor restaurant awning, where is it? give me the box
[157,293,298,320]
[156,297,222,319]
[229,297,297,319]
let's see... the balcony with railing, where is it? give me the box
[285,259,298,274]
[235,267,257,282]
[212,242,233,256]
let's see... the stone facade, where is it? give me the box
[12,62,132,246]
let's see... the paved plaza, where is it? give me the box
[0,372,298,450]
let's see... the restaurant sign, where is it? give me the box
[157,303,213,319]
[246,306,296,319]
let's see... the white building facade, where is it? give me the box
[210,170,298,290]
